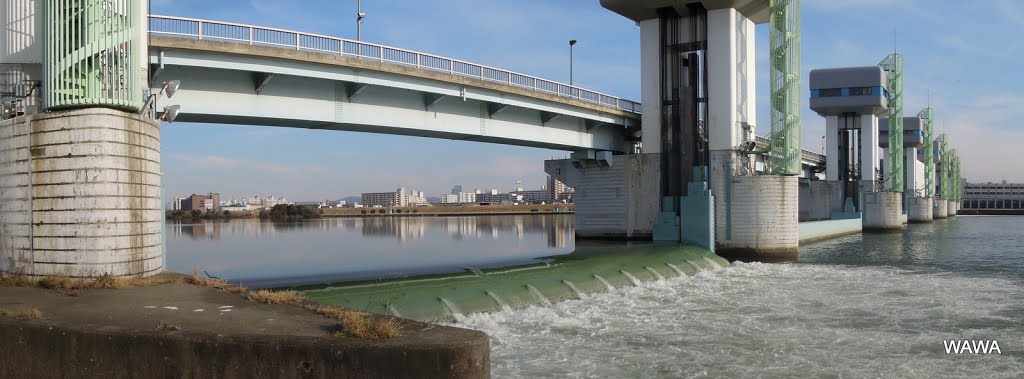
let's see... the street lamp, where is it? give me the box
[569,39,577,86]
[356,0,366,41]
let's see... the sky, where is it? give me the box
[151,0,1024,201]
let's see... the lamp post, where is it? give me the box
[357,0,366,41]
[569,39,577,86]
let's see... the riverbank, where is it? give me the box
[0,273,489,378]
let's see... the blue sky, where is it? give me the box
[152,0,1024,201]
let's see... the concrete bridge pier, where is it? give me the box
[933,199,949,219]
[862,191,903,230]
[0,109,164,278]
[907,197,933,223]
[947,200,958,217]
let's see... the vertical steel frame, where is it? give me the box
[43,0,143,111]
[769,0,802,175]
[918,107,934,197]
[878,54,904,192]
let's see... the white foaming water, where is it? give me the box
[486,291,514,312]
[458,263,1024,378]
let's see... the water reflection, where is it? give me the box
[173,215,574,248]
[167,215,575,287]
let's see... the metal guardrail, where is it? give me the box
[755,135,825,165]
[148,15,641,114]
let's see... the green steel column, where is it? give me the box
[878,54,904,192]
[769,0,802,175]
[938,135,947,199]
[918,108,934,197]
[43,0,143,111]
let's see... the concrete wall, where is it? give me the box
[799,218,862,243]
[799,180,834,221]
[545,154,660,239]
[0,109,162,278]
[718,175,799,259]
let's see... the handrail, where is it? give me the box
[148,15,641,114]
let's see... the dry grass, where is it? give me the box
[182,267,248,294]
[302,303,403,339]
[0,307,43,320]
[16,308,42,320]
[0,272,35,287]
[247,289,304,304]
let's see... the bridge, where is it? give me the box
[4,0,964,280]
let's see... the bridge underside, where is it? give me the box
[149,40,637,153]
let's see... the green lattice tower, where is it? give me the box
[938,134,948,199]
[43,0,143,111]
[953,153,961,204]
[917,108,934,197]
[878,54,904,192]
[769,0,802,175]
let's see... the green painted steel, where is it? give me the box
[939,135,948,199]
[291,245,726,322]
[768,0,802,175]
[918,108,934,197]
[878,54,904,192]
[42,0,143,111]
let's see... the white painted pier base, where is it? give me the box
[717,175,800,261]
[934,199,949,219]
[907,197,933,223]
[862,192,903,231]
[0,109,163,278]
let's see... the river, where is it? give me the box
[166,214,1024,377]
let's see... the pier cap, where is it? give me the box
[880,117,924,148]
[809,66,889,117]
[600,0,769,23]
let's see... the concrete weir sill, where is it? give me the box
[0,318,489,378]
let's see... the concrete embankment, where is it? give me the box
[0,278,489,378]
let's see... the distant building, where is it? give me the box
[181,194,210,211]
[512,189,548,204]
[548,175,574,203]
[361,191,401,207]
[451,185,462,195]
[442,192,477,205]
[962,181,1023,209]
[363,188,428,207]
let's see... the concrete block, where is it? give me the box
[863,192,903,231]
[947,200,957,217]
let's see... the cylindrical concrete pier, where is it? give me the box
[863,192,903,231]
[0,109,163,278]
[907,196,933,223]
[933,199,948,219]
[717,175,799,262]
[947,200,957,217]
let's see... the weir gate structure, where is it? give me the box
[0,0,963,278]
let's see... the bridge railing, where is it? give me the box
[149,15,641,114]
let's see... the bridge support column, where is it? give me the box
[907,196,933,223]
[947,199,957,217]
[933,199,948,219]
[716,175,799,261]
[0,109,163,278]
[863,192,903,231]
